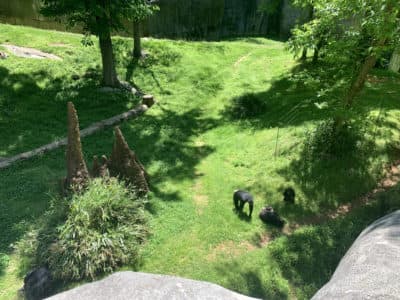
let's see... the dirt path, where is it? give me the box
[191,139,209,215]
[1,44,62,60]
[234,52,253,68]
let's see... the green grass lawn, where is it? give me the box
[1,24,400,299]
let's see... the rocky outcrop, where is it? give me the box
[312,210,400,299]
[47,271,259,300]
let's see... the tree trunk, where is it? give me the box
[301,48,307,61]
[133,21,142,58]
[344,55,377,107]
[344,39,386,107]
[312,40,322,63]
[388,47,400,73]
[99,28,120,87]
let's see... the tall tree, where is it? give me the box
[389,46,400,72]
[41,0,147,87]
[131,1,158,58]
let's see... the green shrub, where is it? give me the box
[0,253,9,271]
[42,178,148,281]
[303,119,365,159]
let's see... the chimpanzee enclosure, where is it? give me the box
[0,0,307,39]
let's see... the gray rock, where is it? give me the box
[47,271,259,300]
[312,210,400,300]
[0,51,8,59]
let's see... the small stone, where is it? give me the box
[0,51,8,59]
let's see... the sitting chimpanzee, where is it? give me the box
[233,190,254,217]
[23,267,52,300]
[259,206,285,227]
[283,187,295,204]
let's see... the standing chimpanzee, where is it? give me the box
[233,190,254,217]
[283,187,295,204]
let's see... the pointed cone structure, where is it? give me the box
[65,102,89,191]
[109,127,149,195]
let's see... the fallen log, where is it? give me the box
[0,104,149,169]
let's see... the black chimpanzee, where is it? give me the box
[233,190,254,217]
[259,206,285,227]
[283,187,295,204]
[23,267,52,300]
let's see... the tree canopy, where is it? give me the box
[41,0,153,36]
[289,0,400,108]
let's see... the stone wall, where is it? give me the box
[0,0,305,39]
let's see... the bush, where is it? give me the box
[303,119,365,159]
[41,178,148,281]
[225,93,268,119]
[0,253,9,271]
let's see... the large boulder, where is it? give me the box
[47,271,258,300]
[312,210,400,299]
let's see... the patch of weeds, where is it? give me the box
[224,93,268,119]
[0,253,10,275]
[15,179,148,282]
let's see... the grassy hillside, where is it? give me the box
[1,24,400,299]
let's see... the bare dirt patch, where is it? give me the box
[207,240,255,261]
[192,180,209,215]
[2,44,62,60]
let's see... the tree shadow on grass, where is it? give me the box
[232,208,252,223]
[80,106,220,212]
[0,156,63,267]
[221,63,400,131]
[0,65,136,157]
[112,38,181,95]
[213,260,289,300]
[277,143,379,219]
[269,183,400,299]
